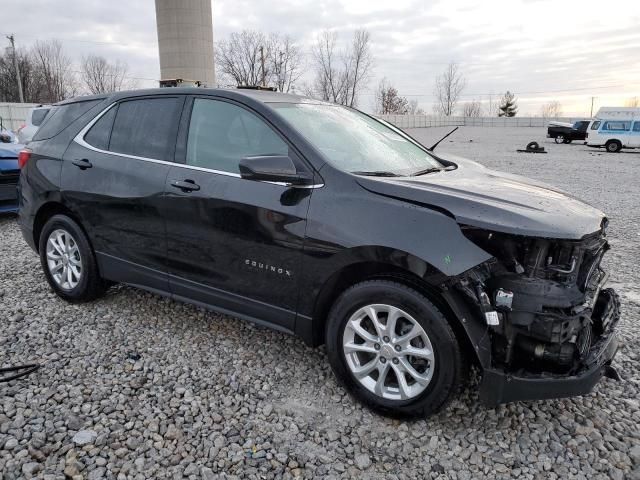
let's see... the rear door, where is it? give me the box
[62,95,184,290]
[162,96,313,331]
[632,121,640,147]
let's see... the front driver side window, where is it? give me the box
[186,98,289,173]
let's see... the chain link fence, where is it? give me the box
[377,115,585,129]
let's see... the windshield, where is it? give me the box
[271,103,442,176]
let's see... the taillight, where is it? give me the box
[18,149,32,169]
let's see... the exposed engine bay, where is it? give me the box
[448,223,619,383]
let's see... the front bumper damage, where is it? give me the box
[443,227,621,407]
[479,288,619,406]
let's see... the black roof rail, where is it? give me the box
[237,85,277,92]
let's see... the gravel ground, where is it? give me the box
[1,127,639,480]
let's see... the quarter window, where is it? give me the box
[186,98,288,173]
[109,97,182,160]
[84,106,117,151]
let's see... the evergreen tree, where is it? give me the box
[498,91,518,117]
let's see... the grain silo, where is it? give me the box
[154,0,215,86]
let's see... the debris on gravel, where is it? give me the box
[1,128,638,478]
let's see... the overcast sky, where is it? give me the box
[3,0,639,115]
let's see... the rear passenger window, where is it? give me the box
[33,100,101,141]
[84,106,117,151]
[109,97,182,160]
[602,121,630,131]
[186,98,288,173]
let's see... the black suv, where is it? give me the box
[18,88,620,417]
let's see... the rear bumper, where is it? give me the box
[479,288,621,407]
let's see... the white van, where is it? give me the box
[587,107,640,152]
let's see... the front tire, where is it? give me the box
[39,214,108,302]
[325,280,465,417]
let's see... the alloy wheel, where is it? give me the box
[46,229,83,290]
[342,304,435,400]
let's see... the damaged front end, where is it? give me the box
[442,223,621,407]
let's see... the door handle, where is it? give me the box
[72,158,92,170]
[170,179,200,192]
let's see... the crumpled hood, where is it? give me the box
[356,154,605,239]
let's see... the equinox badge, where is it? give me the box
[245,259,292,277]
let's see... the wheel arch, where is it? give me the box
[302,248,481,365]
[32,202,84,253]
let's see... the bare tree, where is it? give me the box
[81,55,134,94]
[408,99,425,115]
[462,99,482,117]
[541,100,563,118]
[269,35,304,93]
[31,39,77,103]
[345,30,374,107]
[625,97,639,108]
[487,94,501,117]
[309,29,373,107]
[374,78,409,114]
[216,30,304,92]
[216,30,270,87]
[433,62,465,116]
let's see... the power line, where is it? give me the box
[69,70,158,82]
[0,31,157,48]
[358,84,627,98]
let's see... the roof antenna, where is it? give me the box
[429,126,459,151]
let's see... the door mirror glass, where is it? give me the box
[239,155,312,185]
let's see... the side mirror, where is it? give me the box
[239,155,313,185]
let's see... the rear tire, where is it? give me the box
[605,140,622,153]
[38,214,108,302]
[325,280,466,417]
[563,138,572,144]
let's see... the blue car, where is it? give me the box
[0,142,22,214]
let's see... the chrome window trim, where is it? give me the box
[73,102,324,189]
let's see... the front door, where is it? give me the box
[163,97,313,331]
[62,95,184,290]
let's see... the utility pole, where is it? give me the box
[590,97,596,117]
[279,51,284,92]
[259,46,266,87]
[6,34,24,103]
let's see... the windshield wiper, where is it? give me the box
[411,167,442,176]
[351,170,402,177]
